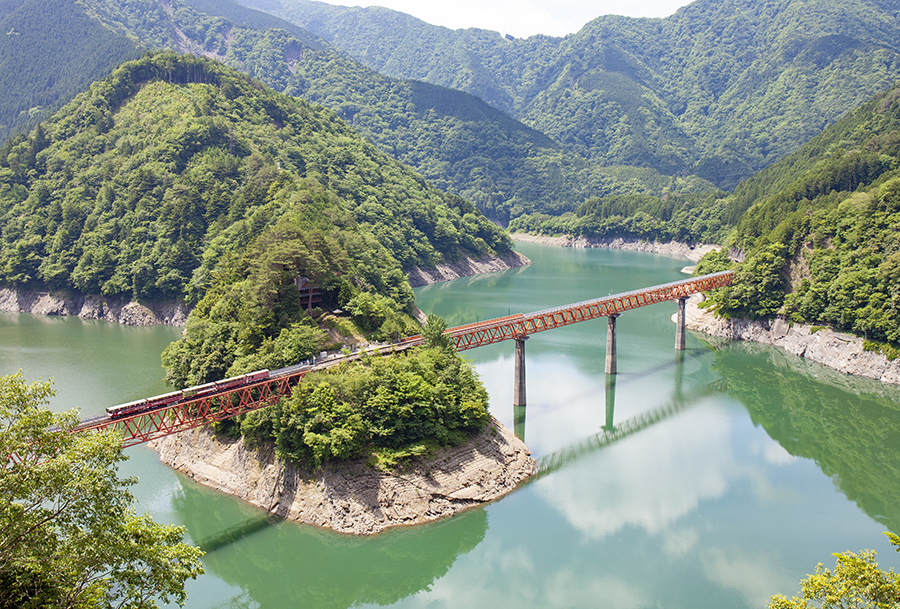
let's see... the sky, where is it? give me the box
[322,0,693,38]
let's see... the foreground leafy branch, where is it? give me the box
[768,533,900,609]
[0,372,204,609]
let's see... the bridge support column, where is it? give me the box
[603,374,617,432]
[675,297,687,351]
[513,335,529,408]
[605,314,620,374]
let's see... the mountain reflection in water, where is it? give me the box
[172,479,488,609]
[709,339,900,533]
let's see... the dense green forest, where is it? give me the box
[694,81,900,344]
[509,191,729,244]
[238,333,490,469]
[0,0,710,226]
[0,52,509,302]
[253,0,900,188]
[0,0,139,141]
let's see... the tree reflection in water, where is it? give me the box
[709,339,900,533]
[172,480,488,608]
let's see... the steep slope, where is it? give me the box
[255,0,900,188]
[1,0,710,225]
[695,81,900,344]
[0,52,509,305]
[0,0,139,141]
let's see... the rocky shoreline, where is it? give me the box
[0,287,190,326]
[151,417,535,535]
[683,294,900,385]
[0,251,531,327]
[511,232,721,263]
[406,249,531,287]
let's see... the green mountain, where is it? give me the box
[0,0,711,225]
[695,80,900,343]
[0,52,508,307]
[250,0,900,188]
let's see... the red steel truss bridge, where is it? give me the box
[73,270,733,448]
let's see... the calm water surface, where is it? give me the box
[2,241,899,609]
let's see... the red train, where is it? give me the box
[106,369,270,419]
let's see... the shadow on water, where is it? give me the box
[708,339,900,533]
[172,480,488,608]
[195,513,283,553]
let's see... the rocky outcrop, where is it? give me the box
[0,287,190,326]
[683,294,900,385]
[511,233,720,263]
[0,250,531,324]
[406,250,531,287]
[151,417,535,535]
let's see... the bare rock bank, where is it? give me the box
[511,232,721,263]
[0,286,190,326]
[0,250,530,325]
[151,417,535,535]
[406,250,531,287]
[683,294,900,385]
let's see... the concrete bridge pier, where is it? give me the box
[603,374,617,432]
[513,335,529,409]
[514,404,527,442]
[675,297,687,350]
[605,314,620,374]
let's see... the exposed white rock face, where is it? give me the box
[406,250,531,287]
[682,293,900,385]
[152,417,535,535]
[0,287,190,326]
[511,233,721,263]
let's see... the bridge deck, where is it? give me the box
[74,270,733,447]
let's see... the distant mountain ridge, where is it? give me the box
[248,0,900,188]
[1,0,710,224]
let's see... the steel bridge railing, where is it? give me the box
[74,270,733,447]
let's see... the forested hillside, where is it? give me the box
[252,0,900,188]
[0,0,139,140]
[0,0,710,226]
[694,81,900,346]
[0,52,508,304]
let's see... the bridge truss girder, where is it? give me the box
[75,270,733,448]
[447,270,733,351]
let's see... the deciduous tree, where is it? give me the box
[0,372,204,609]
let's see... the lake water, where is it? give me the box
[2,241,899,608]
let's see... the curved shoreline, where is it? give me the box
[682,294,900,386]
[151,417,535,536]
[510,232,721,263]
[0,250,531,327]
[406,249,531,287]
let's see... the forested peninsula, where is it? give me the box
[0,52,536,521]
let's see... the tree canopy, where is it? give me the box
[768,533,900,609]
[0,372,204,608]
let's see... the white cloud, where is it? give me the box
[533,404,735,540]
[329,0,692,38]
[701,548,797,609]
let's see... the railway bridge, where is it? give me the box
[74,270,733,448]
